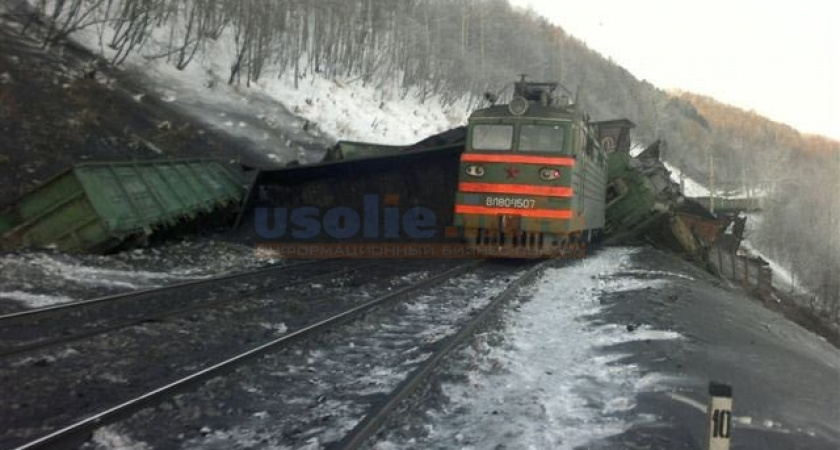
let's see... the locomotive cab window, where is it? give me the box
[519,124,566,153]
[471,124,514,151]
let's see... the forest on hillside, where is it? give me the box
[677,92,840,318]
[9,0,840,319]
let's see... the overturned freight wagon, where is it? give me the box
[0,159,245,253]
[604,139,682,239]
[323,141,406,162]
[237,143,464,246]
[604,139,728,260]
[323,127,467,162]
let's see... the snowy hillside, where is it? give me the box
[661,160,768,200]
[70,24,469,164]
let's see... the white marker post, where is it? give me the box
[705,382,733,450]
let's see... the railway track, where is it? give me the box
[0,259,361,357]
[0,259,331,324]
[334,260,548,449]
[1,260,445,434]
[5,258,549,450]
[5,260,483,450]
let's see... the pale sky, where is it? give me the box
[509,0,840,140]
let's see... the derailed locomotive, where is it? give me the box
[453,79,608,257]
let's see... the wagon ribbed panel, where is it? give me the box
[3,159,244,253]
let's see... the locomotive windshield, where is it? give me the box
[519,124,566,153]
[471,124,514,151]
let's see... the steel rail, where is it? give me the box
[333,259,552,450]
[0,263,375,358]
[10,260,482,450]
[0,259,335,325]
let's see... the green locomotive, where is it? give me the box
[453,78,608,257]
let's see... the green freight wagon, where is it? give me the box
[323,140,407,161]
[604,140,726,259]
[0,159,245,253]
[604,140,683,240]
[605,150,661,234]
[322,128,467,162]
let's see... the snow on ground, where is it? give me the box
[3,253,198,290]
[261,73,468,145]
[0,240,275,309]
[90,427,150,450]
[0,290,76,308]
[68,17,468,164]
[375,248,682,449]
[661,160,769,200]
[741,240,804,295]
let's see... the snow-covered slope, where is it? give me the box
[740,214,808,295]
[661,160,769,200]
[70,25,469,164]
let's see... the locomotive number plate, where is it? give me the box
[485,196,536,209]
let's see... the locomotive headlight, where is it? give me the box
[466,165,486,177]
[539,167,561,181]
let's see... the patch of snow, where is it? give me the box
[0,290,75,308]
[635,373,687,391]
[98,371,129,384]
[259,322,288,334]
[662,161,768,200]
[662,161,712,198]
[629,142,647,157]
[737,416,754,425]
[12,348,80,367]
[607,324,683,341]
[741,240,807,294]
[0,241,269,302]
[90,427,151,450]
[14,254,200,290]
[740,213,810,296]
